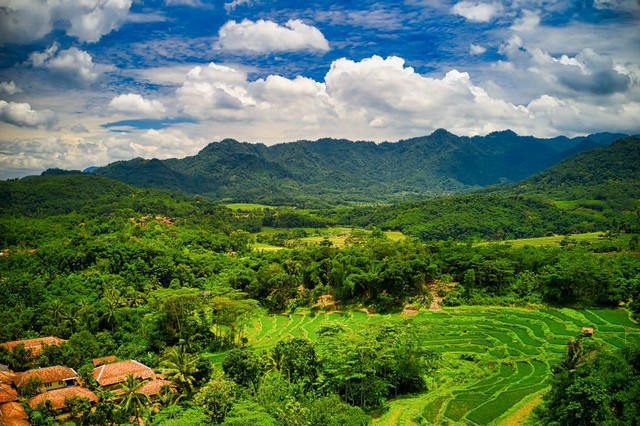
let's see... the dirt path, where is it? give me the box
[499,392,545,426]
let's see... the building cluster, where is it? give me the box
[0,337,173,425]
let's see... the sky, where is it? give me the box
[0,0,639,178]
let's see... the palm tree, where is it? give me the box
[119,374,150,425]
[160,346,199,394]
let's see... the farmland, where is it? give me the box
[241,306,640,425]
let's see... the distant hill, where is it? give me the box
[92,130,624,206]
[509,136,640,199]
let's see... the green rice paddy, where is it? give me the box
[240,306,640,425]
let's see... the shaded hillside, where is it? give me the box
[92,130,624,205]
[510,136,640,199]
[325,137,640,240]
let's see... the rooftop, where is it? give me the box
[92,360,155,387]
[15,366,76,388]
[0,337,67,355]
[28,386,98,410]
[0,401,29,425]
[92,355,117,367]
[0,383,18,404]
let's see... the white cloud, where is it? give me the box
[108,94,166,118]
[217,19,330,53]
[224,0,252,12]
[451,1,503,22]
[470,44,487,55]
[28,43,108,84]
[0,0,133,44]
[0,81,21,95]
[511,10,540,32]
[0,100,56,128]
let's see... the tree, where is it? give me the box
[268,339,317,390]
[194,376,237,424]
[119,374,150,425]
[160,346,199,395]
[222,349,264,390]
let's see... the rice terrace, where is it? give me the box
[240,306,640,425]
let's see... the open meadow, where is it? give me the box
[237,306,640,425]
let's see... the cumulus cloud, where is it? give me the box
[0,0,133,44]
[470,44,487,55]
[0,81,21,95]
[0,100,56,128]
[109,93,167,118]
[451,1,503,22]
[28,43,108,84]
[217,19,330,53]
[528,48,631,95]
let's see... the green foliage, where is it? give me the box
[222,349,264,389]
[536,341,640,425]
[194,375,238,423]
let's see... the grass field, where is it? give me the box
[225,203,276,210]
[474,231,626,248]
[237,306,640,425]
[252,227,406,251]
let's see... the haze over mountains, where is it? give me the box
[85,129,626,205]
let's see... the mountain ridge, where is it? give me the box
[83,130,626,205]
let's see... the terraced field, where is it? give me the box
[243,306,640,425]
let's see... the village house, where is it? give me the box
[28,386,98,412]
[0,380,28,426]
[91,355,117,367]
[92,360,172,400]
[0,337,67,357]
[15,366,77,393]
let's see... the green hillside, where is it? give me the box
[92,130,624,206]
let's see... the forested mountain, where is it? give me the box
[92,130,624,205]
[328,136,640,240]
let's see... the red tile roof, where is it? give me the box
[138,379,174,396]
[0,372,16,387]
[0,337,67,355]
[92,360,155,387]
[0,401,29,425]
[28,386,98,410]
[92,356,117,367]
[0,383,18,404]
[15,366,76,388]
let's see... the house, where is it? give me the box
[92,355,117,367]
[92,360,155,389]
[0,401,29,426]
[581,327,594,336]
[91,360,172,399]
[28,386,98,411]
[15,366,77,392]
[0,337,67,356]
[0,382,18,404]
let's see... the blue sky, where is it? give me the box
[1,0,639,178]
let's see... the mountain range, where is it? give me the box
[88,129,626,206]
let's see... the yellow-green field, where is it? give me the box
[252,227,406,251]
[476,232,607,248]
[224,203,276,210]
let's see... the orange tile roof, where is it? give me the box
[0,383,18,404]
[92,356,117,367]
[0,401,28,423]
[92,360,155,387]
[0,337,67,355]
[0,372,16,386]
[138,379,174,396]
[28,386,98,410]
[15,366,76,388]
